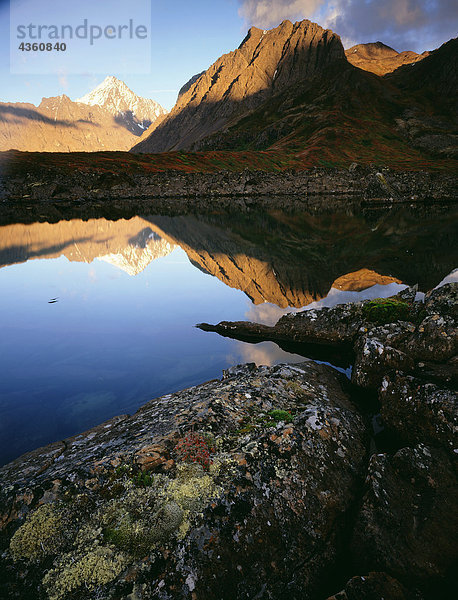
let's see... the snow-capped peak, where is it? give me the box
[76,76,166,125]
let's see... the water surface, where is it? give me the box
[0,206,456,465]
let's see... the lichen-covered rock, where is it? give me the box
[43,546,129,600]
[275,303,364,345]
[327,571,409,600]
[380,373,458,451]
[415,355,458,387]
[351,309,457,388]
[352,322,416,389]
[0,361,367,600]
[351,445,458,593]
[425,282,458,318]
[404,313,457,362]
[9,503,68,561]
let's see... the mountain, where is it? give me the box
[0,78,166,152]
[345,41,428,75]
[77,76,166,135]
[132,20,345,152]
[132,20,456,166]
[0,95,138,152]
[386,38,458,157]
[388,38,457,103]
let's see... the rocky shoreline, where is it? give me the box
[1,162,457,207]
[0,284,456,599]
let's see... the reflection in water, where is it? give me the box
[144,207,457,307]
[0,206,456,466]
[235,340,307,367]
[1,207,456,309]
[0,218,176,275]
[244,282,408,324]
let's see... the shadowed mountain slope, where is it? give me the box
[144,207,457,307]
[132,21,457,167]
[386,38,458,158]
[132,20,345,153]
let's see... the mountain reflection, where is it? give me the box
[0,206,456,307]
[145,207,457,305]
[0,218,176,276]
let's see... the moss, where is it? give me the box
[10,504,66,561]
[362,298,413,324]
[268,409,293,423]
[42,546,128,600]
[132,471,155,488]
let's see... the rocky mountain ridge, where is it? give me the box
[0,78,165,152]
[77,76,166,135]
[132,20,456,164]
[132,19,345,152]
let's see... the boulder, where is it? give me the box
[351,445,458,594]
[425,282,458,318]
[352,322,416,389]
[380,373,457,451]
[0,361,367,600]
[404,314,457,362]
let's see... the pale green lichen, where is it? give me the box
[103,500,183,555]
[165,462,224,540]
[99,482,183,556]
[100,463,223,551]
[15,452,231,599]
[10,503,65,561]
[167,463,221,512]
[42,546,128,600]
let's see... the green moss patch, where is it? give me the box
[362,298,413,324]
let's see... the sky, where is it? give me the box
[0,0,456,111]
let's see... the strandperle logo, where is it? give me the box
[10,0,152,75]
[16,19,148,46]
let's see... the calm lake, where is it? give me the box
[0,205,456,466]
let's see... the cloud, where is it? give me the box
[237,340,306,366]
[238,0,324,29]
[238,0,458,52]
[244,301,298,325]
[326,0,458,51]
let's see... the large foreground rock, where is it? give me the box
[0,361,367,600]
[351,445,458,594]
[380,373,457,451]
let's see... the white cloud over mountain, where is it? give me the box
[238,0,458,52]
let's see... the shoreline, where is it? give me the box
[1,163,457,206]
